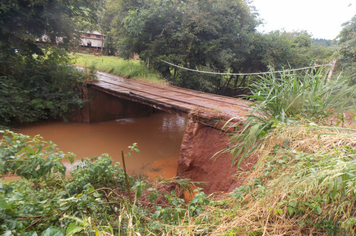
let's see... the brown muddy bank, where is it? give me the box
[177,121,258,194]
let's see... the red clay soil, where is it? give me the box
[177,121,258,195]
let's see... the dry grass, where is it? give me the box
[207,123,356,235]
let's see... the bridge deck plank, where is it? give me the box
[89,71,252,125]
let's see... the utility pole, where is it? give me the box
[327,59,337,82]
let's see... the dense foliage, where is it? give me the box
[101,0,260,93]
[261,31,334,70]
[337,14,356,83]
[0,51,85,124]
[0,131,212,235]
[98,0,335,95]
[0,0,100,124]
[0,0,99,58]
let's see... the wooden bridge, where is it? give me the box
[82,71,252,130]
[79,70,254,193]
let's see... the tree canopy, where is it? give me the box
[0,0,100,124]
[99,0,335,94]
[0,0,99,59]
[101,0,259,92]
[337,14,356,83]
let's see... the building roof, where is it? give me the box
[82,30,104,36]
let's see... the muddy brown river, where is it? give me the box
[15,112,187,179]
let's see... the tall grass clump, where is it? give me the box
[71,53,165,85]
[226,67,356,167]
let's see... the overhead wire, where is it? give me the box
[162,60,332,76]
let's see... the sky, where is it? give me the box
[251,0,356,40]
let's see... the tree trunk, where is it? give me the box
[233,75,240,89]
[173,68,177,83]
[237,75,247,88]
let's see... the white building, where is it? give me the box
[80,31,105,49]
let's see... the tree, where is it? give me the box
[100,0,334,95]
[99,0,140,55]
[103,0,259,93]
[0,0,100,124]
[337,14,356,83]
[0,0,99,59]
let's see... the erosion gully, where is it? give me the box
[15,112,187,179]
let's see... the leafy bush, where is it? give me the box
[0,131,213,235]
[0,48,84,124]
[68,155,128,194]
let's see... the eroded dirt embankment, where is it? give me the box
[177,121,258,194]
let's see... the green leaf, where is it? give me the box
[148,193,157,202]
[162,212,170,223]
[0,196,10,210]
[190,197,198,204]
[68,155,74,164]
[41,227,64,236]
[274,209,283,215]
[315,205,322,214]
[288,200,297,208]
[66,223,84,236]
[20,232,38,236]
[152,210,160,219]
[287,206,294,215]
[1,230,13,236]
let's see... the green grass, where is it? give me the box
[222,67,356,169]
[71,53,166,85]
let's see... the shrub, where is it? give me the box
[0,48,84,124]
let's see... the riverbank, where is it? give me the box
[2,66,356,235]
[2,118,356,235]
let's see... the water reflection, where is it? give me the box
[17,112,187,177]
